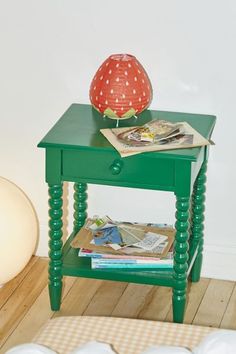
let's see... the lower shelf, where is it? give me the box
[62,238,174,287]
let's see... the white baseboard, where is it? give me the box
[35,225,236,281]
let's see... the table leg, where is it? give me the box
[48,183,63,311]
[190,161,207,282]
[73,182,88,233]
[173,196,190,323]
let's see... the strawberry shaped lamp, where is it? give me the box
[89,54,153,121]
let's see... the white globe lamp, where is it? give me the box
[0,177,38,285]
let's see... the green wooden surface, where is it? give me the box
[62,240,174,287]
[38,103,216,322]
[38,103,216,161]
[62,149,176,191]
[61,230,199,289]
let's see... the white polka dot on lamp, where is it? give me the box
[0,177,38,286]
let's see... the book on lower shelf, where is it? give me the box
[91,259,173,269]
[79,247,173,269]
[71,216,175,270]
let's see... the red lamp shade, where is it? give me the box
[89,54,153,120]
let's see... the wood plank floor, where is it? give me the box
[0,256,236,353]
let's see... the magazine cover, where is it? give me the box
[100,120,210,157]
[93,227,123,246]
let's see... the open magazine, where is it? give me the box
[100,119,210,157]
[70,216,174,258]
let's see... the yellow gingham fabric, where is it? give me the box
[33,316,216,354]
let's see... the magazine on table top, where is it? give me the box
[100,119,210,157]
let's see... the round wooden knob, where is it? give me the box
[110,160,123,175]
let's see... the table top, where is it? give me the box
[38,103,216,161]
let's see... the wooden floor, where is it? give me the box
[0,256,236,353]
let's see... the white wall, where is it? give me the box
[1,0,236,280]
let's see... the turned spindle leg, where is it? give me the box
[190,161,207,282]
[173,196,190,323]
[73,182,88,233]
[48,184,63,311]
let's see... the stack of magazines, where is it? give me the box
[117,120,185,146]
[100,119,210,157]
[70,216,175,270]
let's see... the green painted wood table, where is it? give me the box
[38,103,216,323]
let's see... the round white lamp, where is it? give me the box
[0,177,38,285]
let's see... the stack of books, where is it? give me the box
[71,216,175,270]
[79,248,173,269]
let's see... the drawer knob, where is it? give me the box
[110,160,123,175]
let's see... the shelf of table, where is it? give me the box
[62,236,174,287]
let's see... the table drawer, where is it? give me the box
[62,149,175,190]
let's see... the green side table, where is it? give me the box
[38,104,216,323]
